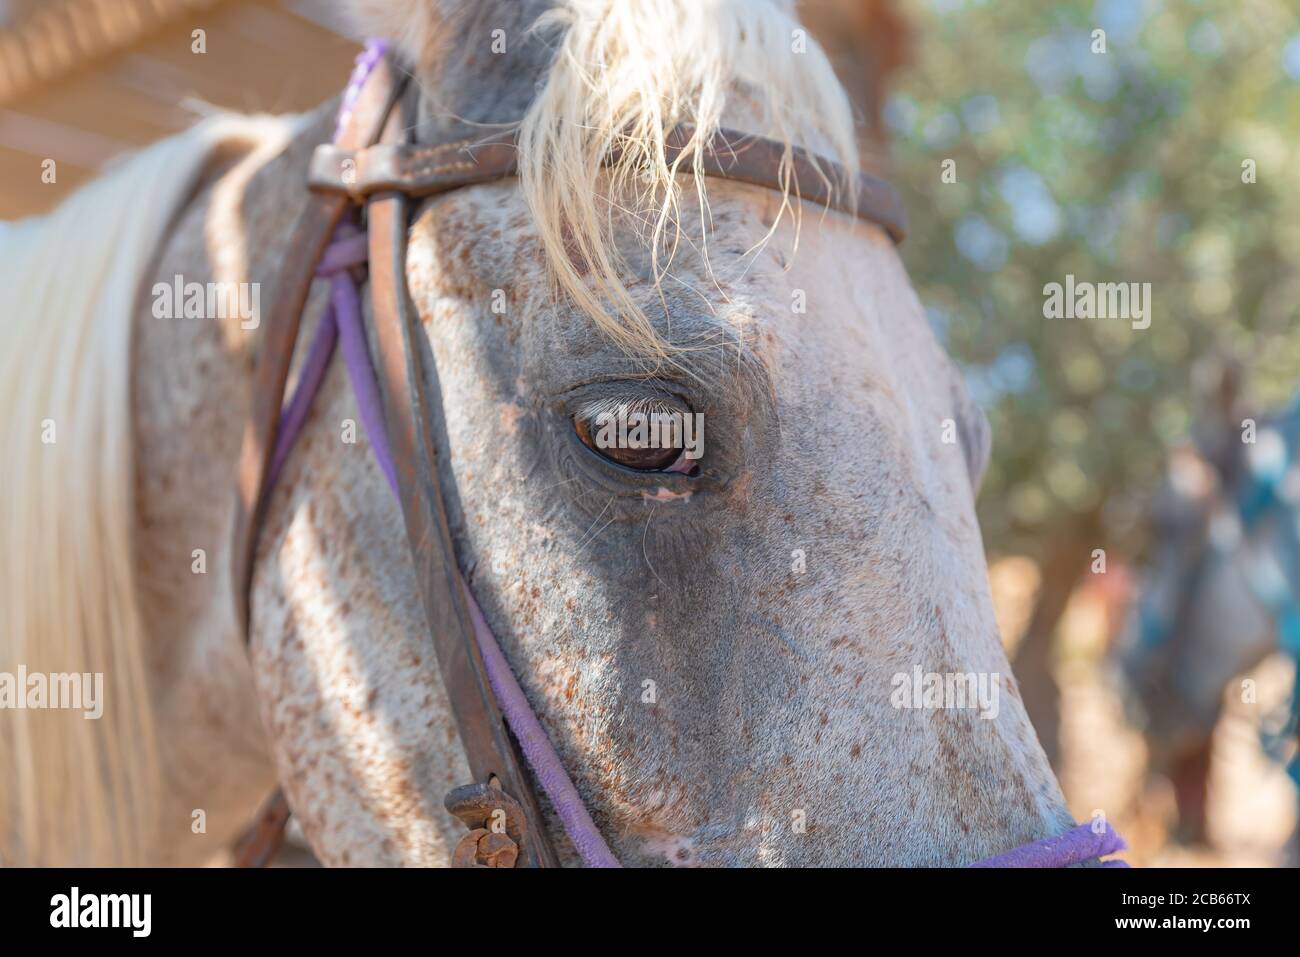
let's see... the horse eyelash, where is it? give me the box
[574,396,684,423]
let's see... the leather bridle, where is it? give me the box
[228,45,1126,869]
[229,44,903,869]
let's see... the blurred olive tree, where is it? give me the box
[884,0,1300,753]
[890,0,1300,571]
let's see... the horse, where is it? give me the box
[2,0,1084,867]
[1117,381,1300,850]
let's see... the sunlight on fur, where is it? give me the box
[0,114,297,865]
[515,0,860,358]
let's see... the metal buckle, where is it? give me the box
[308,144,365,201]
[444,777,527,868]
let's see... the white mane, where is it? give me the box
[0,113,298,864]
[352,0,862,357]
[517,0,860,357]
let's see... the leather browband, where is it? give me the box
[308,127,908,244]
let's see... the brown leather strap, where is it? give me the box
[365,87,558,868]
[231,55,556,869]
[309,132,520,203]
[228,58,409,868]
[231,58,408,635]
[309,125,907,243]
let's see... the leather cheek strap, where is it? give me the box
[230,59,556,868]
[231,59,408,636]
[362,95,559,869]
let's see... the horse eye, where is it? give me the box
[573,404,694,472]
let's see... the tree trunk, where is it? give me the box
[1011,516,1100,769]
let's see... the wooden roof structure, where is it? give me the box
[0,0,359,218]
[0,0,907,221]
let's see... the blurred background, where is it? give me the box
[883,0,1300,868]
[3,0,1296,866]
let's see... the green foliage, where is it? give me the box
[890,0,1300,559]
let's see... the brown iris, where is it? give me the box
[573,401,688,472]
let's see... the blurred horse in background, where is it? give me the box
[1118,366,1300,850]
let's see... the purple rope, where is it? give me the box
[463,585,620,867]
[268,230,619,869]
[266,307,337,492]
[328,225,399,498]
[262,40,619,867]
[970,821,1129,868]
[334,40,391,142]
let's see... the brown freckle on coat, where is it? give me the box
[819,712,829,727]
[564,674,578,702]
[1006,767,1035,814]
[532,586,541,599]
[850,743,861,760]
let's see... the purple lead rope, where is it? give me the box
[261,40,1128,871]
[970,821,1129,868]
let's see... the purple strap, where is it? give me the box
[262,41,618,868]
[971,821,1129,867]
[260,39,1128,871]
[465,586,620,867]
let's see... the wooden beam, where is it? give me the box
[0,0,235,107]
[0,4,356,218]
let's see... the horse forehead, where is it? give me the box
[410,181,789,355]
[412,185,542,288]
